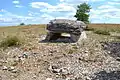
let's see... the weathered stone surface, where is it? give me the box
[45,19,86,42]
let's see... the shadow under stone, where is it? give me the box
[92,71,120,80]
[40,36,74,43]
[39,32,80,43]
[103,42,120,61]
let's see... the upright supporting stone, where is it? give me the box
[70,34,80,42]
[45,32,54,41]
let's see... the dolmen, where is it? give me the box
[44,19,87,43]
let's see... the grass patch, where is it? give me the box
[93,29,110,35]
[87,24,120,33]
[0,36,23,48]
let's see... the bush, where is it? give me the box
[20,23,25,26]
[0,36,22,48]
[85,27,94,31]
[93,29,110,35]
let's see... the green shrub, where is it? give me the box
[0,36,22,48]
[20,23,25,26]
[85,27,94,31]
[93,29,110,35]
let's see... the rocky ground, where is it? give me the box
[0,31,120,80]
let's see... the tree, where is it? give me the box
[74,3,91,24]
[20,23,25,26]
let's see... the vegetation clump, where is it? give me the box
[85,27,94,31]
[93,29,110,35]
[0,36,23,48]
[20,23,25,26]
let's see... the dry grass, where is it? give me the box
[0,23,120,45]
[0,24,46,40]
[87,24,120,32]
[0,24,47,49]
[93,29,110,35]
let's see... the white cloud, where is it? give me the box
[0,18,13,23]
[98,5,115,9]
[31,2,52,8]
[28,13,33,16]
[30,2,76,21]
[56,16,76,20]
[15,5,24,8]
[13,0,24,8]
[41,14,54,20]
[112,0,120,1]
[59,0,105,4]
[0,9,34,23]
[30,0,108,24]
[59,0,86,3]
[90,0,105,2]
[0,9,6,12]
[60,0,65,2]
[89,2,120,23]
[0,14,2,17]
[31,2,76,13]
[29,0,111,24]
[108,1,120,5]
[100,8,120,13]
[28,11,40,16]
[13,0,19,4]
[0,9,55,24]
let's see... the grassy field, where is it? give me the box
[0,24,46,40]
[0,23,120,44]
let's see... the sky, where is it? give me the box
[0,0,120,26]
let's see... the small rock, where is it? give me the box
[60,67,69,75]
[48,65,61,73]
[86,76,91,80]
[46,78,53,80]
[23,48,28,51]
[17,56,24,62]
[11,69,17,73]
[33,53,38,55]
[52,69,61,73]
[22,53,28,58]
[78,58,82,60]
[10,61,18,66]
[116,57,120,61]
[2,66,8,70]
[33,75,37,79]
[48,65,56,71]
[66,77,72,80]
[8,66,15,71]
[0,63,2,66]
[85,51,89,53]
[2,60,8,63]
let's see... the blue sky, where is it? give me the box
[0,0,120,26]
